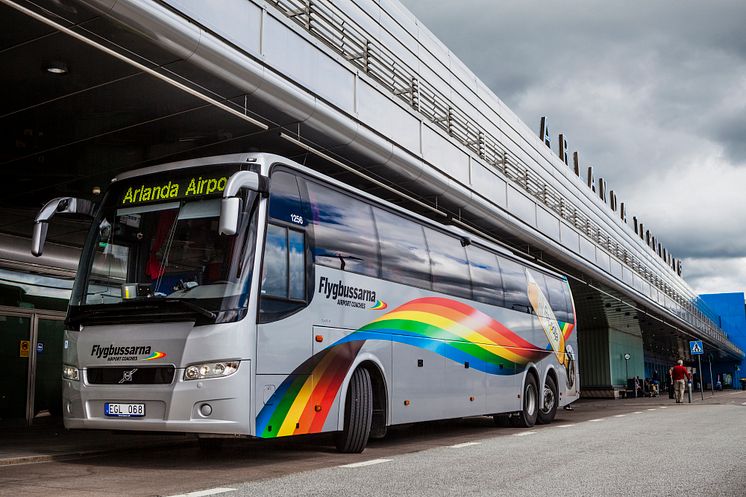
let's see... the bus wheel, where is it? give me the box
[511,374,538,428]
[537,375,558,425]
[334,367,373,453]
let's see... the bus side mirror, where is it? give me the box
[32,197,94,257]
[219,171,267,236]
[219,197,241,236]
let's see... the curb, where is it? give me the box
[0,439,195,467]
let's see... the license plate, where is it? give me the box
[104,402,145,417]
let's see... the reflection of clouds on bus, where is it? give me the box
[287,230,305,299]
[262,225,289,297]
[305,177,574,337]
[427,228,470,298]
[374,207,430,287]
[308,182,380,277]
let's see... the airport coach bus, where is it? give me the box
[32,153,578,452]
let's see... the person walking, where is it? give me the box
[672,359,690,403]
[668,367,674,399]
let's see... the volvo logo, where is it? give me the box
[118,368,139,384]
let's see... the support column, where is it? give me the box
[579,326,644,398]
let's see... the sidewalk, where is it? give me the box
[0,418,194,466]
[573,387,746,414]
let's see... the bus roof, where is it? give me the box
[112,153,262,182]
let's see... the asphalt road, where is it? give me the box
[2,391,745,497]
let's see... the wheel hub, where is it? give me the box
[526,383,536,416]
[541,386,555,414]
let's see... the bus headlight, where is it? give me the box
[184,361,239,380]
[62,364,80,381]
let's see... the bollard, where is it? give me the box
[687,381,692,403]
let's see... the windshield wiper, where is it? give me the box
[164,298,215,319]
[67,297,218,328]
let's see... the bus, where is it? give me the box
[32,153,578,452]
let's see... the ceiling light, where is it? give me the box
[45,61,68,75]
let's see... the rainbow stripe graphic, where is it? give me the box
[561,321,574,341]
[546,321,574,351]
[370,300,388,310]
[256,341,363,437]
[144,351,167,361]
[256,297,575,438]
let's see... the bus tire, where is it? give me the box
[537,375,558,425]
[334,367,373,453]
[511,374,538,428]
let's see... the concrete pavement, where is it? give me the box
[2,386,737,466]
[0,389,744,496]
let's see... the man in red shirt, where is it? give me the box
[672,359,690,403]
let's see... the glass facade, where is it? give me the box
[0,267,67,423]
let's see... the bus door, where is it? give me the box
[256,170,312,376]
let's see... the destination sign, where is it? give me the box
[119,172,230,207]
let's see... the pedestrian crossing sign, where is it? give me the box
[690,340,704,355]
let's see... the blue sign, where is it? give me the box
[36,342,44,354]
[689,340,704,355]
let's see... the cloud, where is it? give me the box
[401,0,746,293]
[684,257,746,295]
[624,158,746,259]
[712,108,746,165]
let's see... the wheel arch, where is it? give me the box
[544,365,559,392]
[335,353,388,432]
[523,363,541,392]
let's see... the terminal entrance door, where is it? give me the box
[0,312,31,421]
[32,316,65,422]
[0,306,65,425]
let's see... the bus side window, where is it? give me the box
[425,228,471,299]
[528,270,552,318]
[374,207,431,290]
[466,245,504,306]
[268,171,306,226]
[261,224,306,301]
[288,229,305,300]
[306,181,380,277]
[546,276,572,323]
[500,257,531,313]
[262,224,289,298]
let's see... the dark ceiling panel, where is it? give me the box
[0,3,56,51]
[1,72,206,163]
[2,104,269,207]
[0,31,140,116]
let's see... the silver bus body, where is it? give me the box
[51,153,578,444]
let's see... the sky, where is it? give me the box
[399,0,746,295]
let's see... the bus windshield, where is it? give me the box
[68,170,258,326]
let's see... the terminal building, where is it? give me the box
[1,0,743,425]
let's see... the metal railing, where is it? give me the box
[268,0,741,356]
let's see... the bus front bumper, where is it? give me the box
[62,360,252,436]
